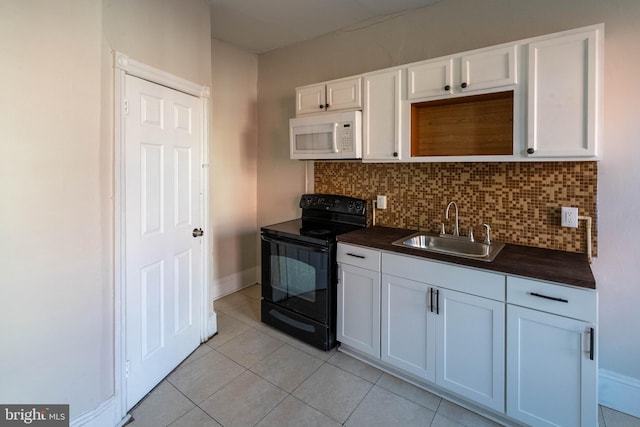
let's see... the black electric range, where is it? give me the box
[260,194,367,350]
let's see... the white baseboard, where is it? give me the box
[207,311,218,339]
[211,267,258,300]
[70,396,129,427]
[599,369,640,418]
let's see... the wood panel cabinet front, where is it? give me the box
[411,91,514,157]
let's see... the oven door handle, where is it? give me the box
[261,235,330,252]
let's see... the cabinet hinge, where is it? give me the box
[125,360,131,378]
[123,100,129,115]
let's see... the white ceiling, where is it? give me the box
[209,0,442,53]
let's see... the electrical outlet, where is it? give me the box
[561,207,579,228]
[376,195,387,209]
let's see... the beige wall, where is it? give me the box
[257,0,640,386]
[211,39,259,298]
[0,0,212,421]
[0,0,109,418]
[103,0,212,87]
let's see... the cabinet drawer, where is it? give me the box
[507,276,597,322]
[338,243,381,271]
[382,252,505,301]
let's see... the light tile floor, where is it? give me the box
[129,284,640,427]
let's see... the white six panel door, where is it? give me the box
[125,75,202,409]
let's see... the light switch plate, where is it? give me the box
[376,195,387,209]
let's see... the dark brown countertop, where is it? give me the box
[338,226,596,289]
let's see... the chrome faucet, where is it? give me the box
[445,201,459,237]
[483,224,492,244]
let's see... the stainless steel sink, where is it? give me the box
[392,232,505,262]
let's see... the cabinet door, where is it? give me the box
[296,83,326,115]
[460,45,517,93]
[507,305,597,427]
[337,263,380,358]
[363,69,403,161]
[526,28,601,158]
[407,58,453,100]
[381,274,435,381]
[326,77,362,111]
[436,289,505,412]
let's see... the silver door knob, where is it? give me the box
[192,228,204,237]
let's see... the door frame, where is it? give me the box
[113,51,213,420]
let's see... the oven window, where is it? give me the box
[272,256,317,302]
[262,236,331,322]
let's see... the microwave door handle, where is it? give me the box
[332,123,339,153]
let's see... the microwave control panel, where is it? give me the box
[341,122,353,152]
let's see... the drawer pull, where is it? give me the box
[429,288,434,313]
[529,292,568,303]
[346,253,366,259]
[589,327,595,361]
[435,289,440,315]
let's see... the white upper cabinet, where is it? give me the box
[362,68,405,161]
[327,78,362,111]
[408,45,517,101]
[295,76,362,116]
[293,24,603,162]
[461,45,517,92]
[526,25,603,158]
[407,58,454,99]
[296,83,326,115]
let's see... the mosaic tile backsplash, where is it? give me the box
[315,161,597,255]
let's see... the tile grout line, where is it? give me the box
[164,349,246,426]
[340,379,376,427]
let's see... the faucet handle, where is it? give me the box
[482,224,491,244]
[439,223,446,235]
[468,226,474,242]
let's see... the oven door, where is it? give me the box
[261,233,334,323]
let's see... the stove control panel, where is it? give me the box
[300,194,366,216]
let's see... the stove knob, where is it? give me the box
[355,201,364,212]
[301,196,313,208]
[347,201,355,211]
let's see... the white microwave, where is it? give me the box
[289,111,362,160]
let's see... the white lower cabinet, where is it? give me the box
[381,273,505,412]
[337,244,597,425]
[381,274,435,380]
[506,277,598,427]
[436,288,505,412]
[336,244,381,358]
